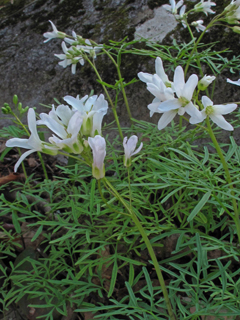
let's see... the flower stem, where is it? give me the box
[206,117,240,243]
[184,13,224,76]
[37,152,48,180]
[85,57,123,140]
[103,177,176,320]
[102,48,132,122]
[98,179,130,216]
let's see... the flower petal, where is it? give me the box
[227,78,240,86]
[157,110,177,130]
[201,96,213,108]
[138,72,153,83]
[184,101,202,118]
[14,149,37,172]
[132,142,143,156]
[158,98,181,112]
[155,57,169,84]
[213,104,237,115]
[67,112,83,135]
[38,114,67,139]
[6,138,30,149]
[182,74,198,100]
[174,66,185,98]
[210,114,234,131]
[56,104,74,125]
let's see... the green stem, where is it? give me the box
[206,117,240,243]
[85,57,123,141]
[184,14,224,76]
[98,180,130,216]
[102,48,132,122]
[103,177,176,320]
[37,152,48,180]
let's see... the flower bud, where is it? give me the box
[123,135,143,167]
[13,94,18,105]
[2,104,12,114]
[88,135,106,179]
[18,102,22,111]
[198,75,216,91]
[232,26,240,34]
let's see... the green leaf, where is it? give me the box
[12,211,21,233]
[31,225,43,242]
[187,191,211,222]
[107,258,118,298]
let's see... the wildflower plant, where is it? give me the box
[2,1,240,319]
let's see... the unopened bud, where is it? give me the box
[18,102,22,111]
[13,94,18,105]
[20,106,29,115]
[2,105,11,114]
[198,75,216,91]
[232,26,240,34]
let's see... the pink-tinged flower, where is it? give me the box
[123,135,143,167]
[154,66,201,130]
[191,20,206,32]
[224,1,240,24]
[163,0,184,15]
[6,108,58,172]
[190,96,237,131]
[227,78,240,86]
[146,74,174,117]
[138,57,173,88]
[63,94,108,137]
[194,0,216,16]
[55,41,83,74]
[88,135,106,179]
[37,105,84,154]
[43,20,66,43]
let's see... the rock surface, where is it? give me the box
[0,0,239,139]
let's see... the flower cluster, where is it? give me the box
[6,93,109,173]
[162,0,216,32]
[6,93,143,178]
[43,21,102,74]
[138,57,236,131]
[194,0,216,16]
[224,0,240,25]
[138,57,201,130]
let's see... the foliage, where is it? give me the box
[1,1,240,320]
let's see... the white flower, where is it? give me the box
[138,57,173,88]
[191,20,206,32]
[175,5,187,28]
[55,41,84,74]
[146,74,175,117]
[194,0,216,15]
[63,94,108,137]
[88,135,106,179]
[163,0,184,15]
[6,108,58,172]
[154,66,201,130]
[190,96,237,131]
[43,20,66,43]
[225,0,240,23]
[123,135,143,167]
[37,105,84,154]
[227,78,240,86]
[198,75,216,90]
